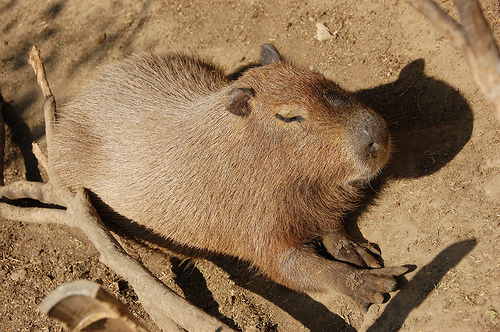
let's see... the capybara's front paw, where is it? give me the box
[346,266,408,310]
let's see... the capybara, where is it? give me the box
[46,44,406,307]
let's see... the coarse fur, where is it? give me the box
[47,45,405,307]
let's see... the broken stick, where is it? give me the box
[39,279,150,332]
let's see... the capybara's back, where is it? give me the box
[48,44,406,308]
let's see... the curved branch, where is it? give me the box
[407,0,500,123]
[0,202,67,224]
[0,181,72,206]
[406,0,470,51]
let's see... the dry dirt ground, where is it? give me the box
[0,0,499,331]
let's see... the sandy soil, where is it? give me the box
[0,0,499,331]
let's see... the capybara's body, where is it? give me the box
[48,45,405,306]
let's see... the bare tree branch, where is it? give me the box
[454,0,499,60]
[1,182,235,331]
[406,0,469,50]
[0,202,67,224]
[0,181,71,206]
[407,0,500,123]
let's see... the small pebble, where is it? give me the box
[10,269,27,281]
[484,174,500,200]
[485,158,500,168]
[315,23,332,41]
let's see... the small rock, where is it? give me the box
[10,269,27,281]
[315,22,332,41]
[486,158,500,168]
[484,174,500,200]
[485,309,498,322]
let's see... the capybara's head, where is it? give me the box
[225,44,390,186]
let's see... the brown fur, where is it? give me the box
[47,46,403,306]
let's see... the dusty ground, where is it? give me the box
[0,0,499,331]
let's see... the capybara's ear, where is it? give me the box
[260,43,282,65]
[226,88,254,116]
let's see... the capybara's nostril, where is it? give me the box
[349,108,391,172]
[366,141,377,156]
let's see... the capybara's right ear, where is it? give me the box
[226,88,254,116]
[260,43,282,65]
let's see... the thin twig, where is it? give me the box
[0,202,67,224]
[28,45,56,160]
[32,142,48,175]
[28,46,52,99]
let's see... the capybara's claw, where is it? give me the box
[349,266,409,310]
[323,231,383,268]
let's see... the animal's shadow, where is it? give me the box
[346,58,473,240]
[343,59,473,329]
[135,235,355,331]
[366,239,476,332]
[355,58,473,179]
[168,240,475,332]
[345,59,473,240]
